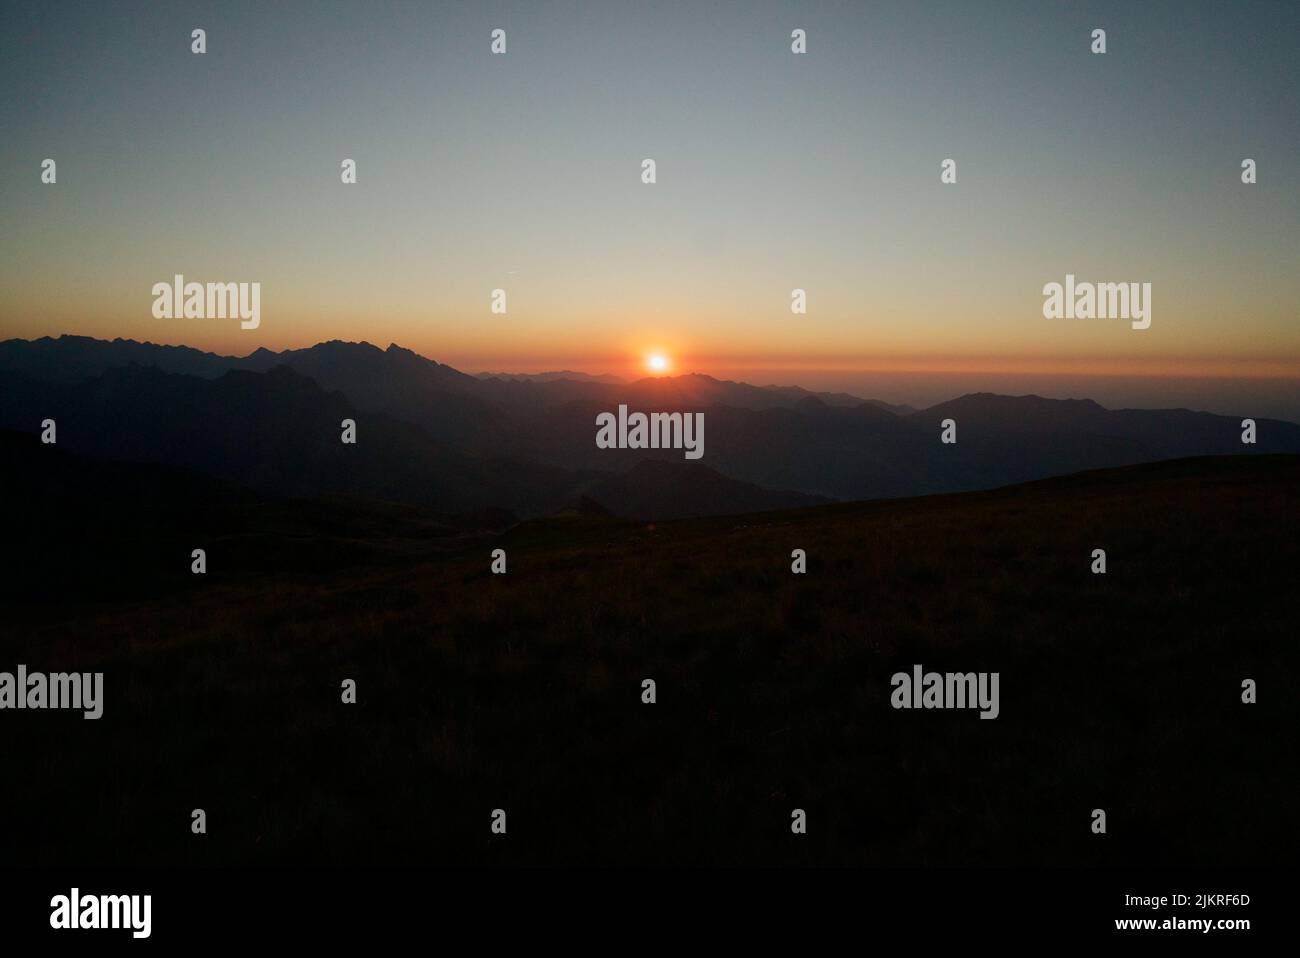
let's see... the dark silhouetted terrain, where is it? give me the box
[3,434,1295,866]
[3,335,1298,514]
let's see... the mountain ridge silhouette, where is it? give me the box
[3,334,1297,516]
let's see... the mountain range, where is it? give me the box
[3,334,1297,520]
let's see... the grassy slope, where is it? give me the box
[3,455,1297,866]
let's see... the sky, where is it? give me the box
[1,0,1298,414]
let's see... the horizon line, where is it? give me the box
[7,332,1300,426]
[10,332,1300,385]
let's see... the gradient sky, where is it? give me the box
[2,0,1298,398]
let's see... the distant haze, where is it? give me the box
[707,369,1300,424]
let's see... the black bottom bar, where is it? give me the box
[1,866,1281,945]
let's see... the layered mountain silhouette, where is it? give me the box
[3,334,1298,518]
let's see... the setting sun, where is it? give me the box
[646,353,671,374]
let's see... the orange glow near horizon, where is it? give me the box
[8,316,1300,383]
[434,349,1300,382]
[645,352,671,375]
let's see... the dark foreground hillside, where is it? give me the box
[2,452,1297,866]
